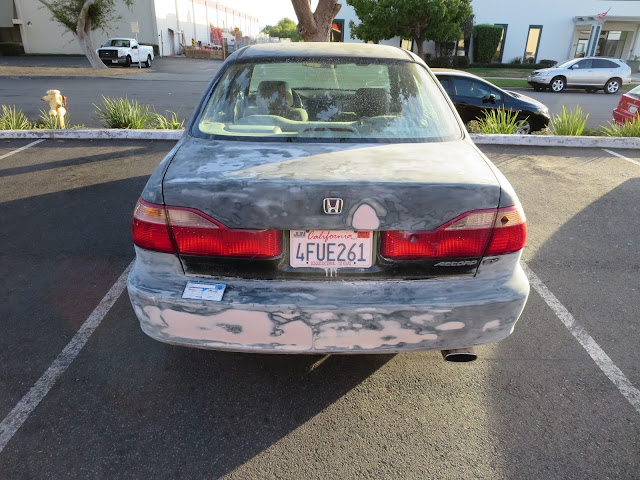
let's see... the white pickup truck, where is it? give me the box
[97,38,154,68]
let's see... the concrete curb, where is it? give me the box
[0,129,639,149]
[0,129,183,141]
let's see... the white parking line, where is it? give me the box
[602,148,640,167]
[523,263,640,415]
[0,260,134,454]
[0,139,45,161]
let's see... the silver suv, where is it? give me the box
[527,57,631,94]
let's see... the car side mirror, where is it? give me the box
[132,45,138,49]
[482,94,497,104]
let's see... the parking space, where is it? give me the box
[0,140,639,478]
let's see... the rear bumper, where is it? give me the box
[127,247,529,354]
[613,107,637,125]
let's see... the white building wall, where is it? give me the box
[472,0,640,62]
[337,1,640,64]
[15,0,156,55]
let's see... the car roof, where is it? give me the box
[235,42,417,61]
[431,68,481,79]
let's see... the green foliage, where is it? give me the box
[549,106,589,136]
[475,108,526,134]
[41,0,134,35]
[601,116,640,137]
[153,110,184,129]
[347,0,472,52]
[94,97,185,129]
[94,96,156,129]
[261,18,302,42]
[0,105,31,130]
[34,109,63,129]
[428,55,469,68]
[539,59,557,67]
[0,42,25,56]
[473,24,503,64]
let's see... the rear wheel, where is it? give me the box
[550,76,565,93]
[605,78,620,94]
[585,87,598,93]
[144,55,152,68]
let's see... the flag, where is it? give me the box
[597,8,610,19]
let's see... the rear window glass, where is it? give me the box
[194,59,461,142]
[627,84,640,97]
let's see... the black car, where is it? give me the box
[433,69,550,133]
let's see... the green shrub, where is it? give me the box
[473,25,504,64]
[453,56,470,69]
[153,110,184,129]
[428,56,454,68]
[0,42,24,56]
[94,96,156,129]
[465,120,482,133]
[475,108,526,134]
[0,105,31,129]
[539,59,557,67]
[508,56,523,65]
[549,106,589,136]
[581,127,603,136]
[601,116,640,137]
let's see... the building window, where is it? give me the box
[597,30,629,58]
[492,24,507,62]
[524,26,542,64]
[331,20,344,42]
[574,29,590,57]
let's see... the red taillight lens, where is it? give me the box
[380,206,526,260]
[485,206,527,256]
[131,198,175,253]
[166,207,281,258]
[132,199,282,258]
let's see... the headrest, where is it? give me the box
[256,81,293,110]
[353,88,389,117]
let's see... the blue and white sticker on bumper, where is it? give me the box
[182,281,226,301]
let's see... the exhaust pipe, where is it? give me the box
[441,347,477,363]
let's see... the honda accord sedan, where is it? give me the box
[127,43,529,360]
[434,69,550,133]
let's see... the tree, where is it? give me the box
[291,0,341,42]
[347,0,472,59]
[38,0,134,69]
[261,18,303,42]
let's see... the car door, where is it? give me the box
[449,76,505,123]
[592,58,618,85]
[566,59,593,86]
[130,39,140,63]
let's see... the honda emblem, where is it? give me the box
[323,198,343,215]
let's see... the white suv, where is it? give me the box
[527,57,631,94]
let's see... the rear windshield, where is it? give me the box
[194,59,461,142]
[628,84,640,97]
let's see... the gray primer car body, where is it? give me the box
[127,43,529,353]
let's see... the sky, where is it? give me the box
[225,0,317,28]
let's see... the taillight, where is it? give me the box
[166,207,281,258]
[485,205,527,256]
[132,198,175,253]
[131,198,281,258]
[380,206,526,260]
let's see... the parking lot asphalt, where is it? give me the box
[0,56,631,129]
[0,139,639,479]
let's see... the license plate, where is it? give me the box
[290,230,373,268]
[629,105,638,114]
[111,60,118,63]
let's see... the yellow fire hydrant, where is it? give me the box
[41,89,67,129]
